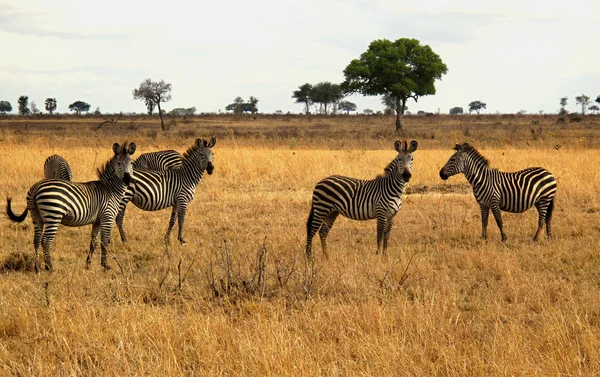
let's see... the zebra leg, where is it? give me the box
[99,219,113,271]
[164,206,178,246]
[382,214,396,254]
[545,197,555,239]
[116,189,134,243]
[533,200,551,242]
[306,204,325,259]
[490,206,507,242]
[31,210,44,274]
[376,216,387,254]
[480,204,490,240]
[86,221,101,269]
[41,221,60,271]
[176,201,189,245]
[318,211,339,259]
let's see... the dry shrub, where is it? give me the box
[0,252,35,272]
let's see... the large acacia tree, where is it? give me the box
[341,38,448,131]
[133,79,172,130]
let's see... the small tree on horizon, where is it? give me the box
[311,82,343,114]
[559,96,568,115]
[363,108,373,115]
[342,38,448,132]
[68,101,91,115]
[30,101,40,115]
[589,105,599,114]
[575,94,591,115]
[0,100,12,114]
[18,96,30,116]
[45,98,57,114]
[133,79,172,130]
[338,100,357,114]
[449,106,463,115]
[292,83,313,114]
[468,101,486,114]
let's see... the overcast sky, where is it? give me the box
[1,0,598,115]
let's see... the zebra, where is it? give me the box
[439,143,557,242]
[44,154,73,181]
[133,150,183,170]
[306,140,418,258]
[6,142,136,272]
[116,137,216,245]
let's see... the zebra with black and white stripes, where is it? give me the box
[439,143,557,242]
[133,150,182,170]
[306,140,418,258]
[116,137,216,245]
[44,154,73,181]
[6,142,136,272]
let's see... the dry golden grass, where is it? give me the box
[1,118,600,376]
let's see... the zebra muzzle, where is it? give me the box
[207,163,214,175]
[123,173,132,185]
[440,169,449,180]
[402,171,412,182]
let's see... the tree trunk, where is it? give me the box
[395,97,406,132]
[157,102,166,131]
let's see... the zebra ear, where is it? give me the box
[394,140,404,152]
[453,144,461,151]
[195,138,203,148]
[208,136,216,148]
[127,142,136,156]
[408,140,418,152]
[113,143,121,155]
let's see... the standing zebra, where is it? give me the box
[133,150,183,170]
[116,137,216,245]
[306,140,418,258]
[439,143,557,242]
[44,154,73,181]
[6,142,136,272]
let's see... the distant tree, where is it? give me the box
[245,96,259,114]
[449,106,463,115]
[596,95,600,105]
[170,107,197,116]
[145,99,155,115]
[275,110,283,115]
[68,101,91,115]
[468,101,487,114]
[517,109,528,115]
[311,82,343,114]
[575,94,591,115]
[417,110,426,115]
[589,105,599,114]
[363,108,373,115]
[226,97,245,114]
[342,38,448,131]
[292,83,313,114]
[559,96,568,115]
[338,100,357,114]
[30,101,40,115]
[44,98,57,114]
[0,100,12,114]
[381,93,408,115]
[18,96,30,115]
[133,78,172,130]
[94,107,102,116]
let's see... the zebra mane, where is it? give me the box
[182,143,202,161]
[382,157,401,177]
[462,144,491,168]
[96,159,115,181]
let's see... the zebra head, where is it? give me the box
[439,143,469,180]
[194,136,216,175]
[111,142,136,185]
[393,139,418,182]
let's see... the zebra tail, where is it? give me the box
[6,197,28,223]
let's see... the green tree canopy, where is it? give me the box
[468,101,486,114]
[0,100,12,114]
[575,94,591,115]
[45,98,57,114]
[18,96,30,116]
[449,106,463,115]
[225,96,258,114]
[292,83,313,114]
[311,82,343,114]
[68,101,91,115]
[133,79,172,130]
[341,38,448,131]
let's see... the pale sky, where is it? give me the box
[1,0,598,115]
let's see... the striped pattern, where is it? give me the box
[44,154,73,181]
[116,137,216,245]
[6,142,136,271]
[306,140,418,258]
[133,150,183,170]
[440,143,557,241]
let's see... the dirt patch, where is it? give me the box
[406,183,471,195]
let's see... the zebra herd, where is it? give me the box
[5,138,557,272]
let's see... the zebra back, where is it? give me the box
[133,150,183,170]
[43,154,73,181]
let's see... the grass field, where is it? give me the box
[1,115,600,376]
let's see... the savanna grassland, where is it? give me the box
[1,114,600,376]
